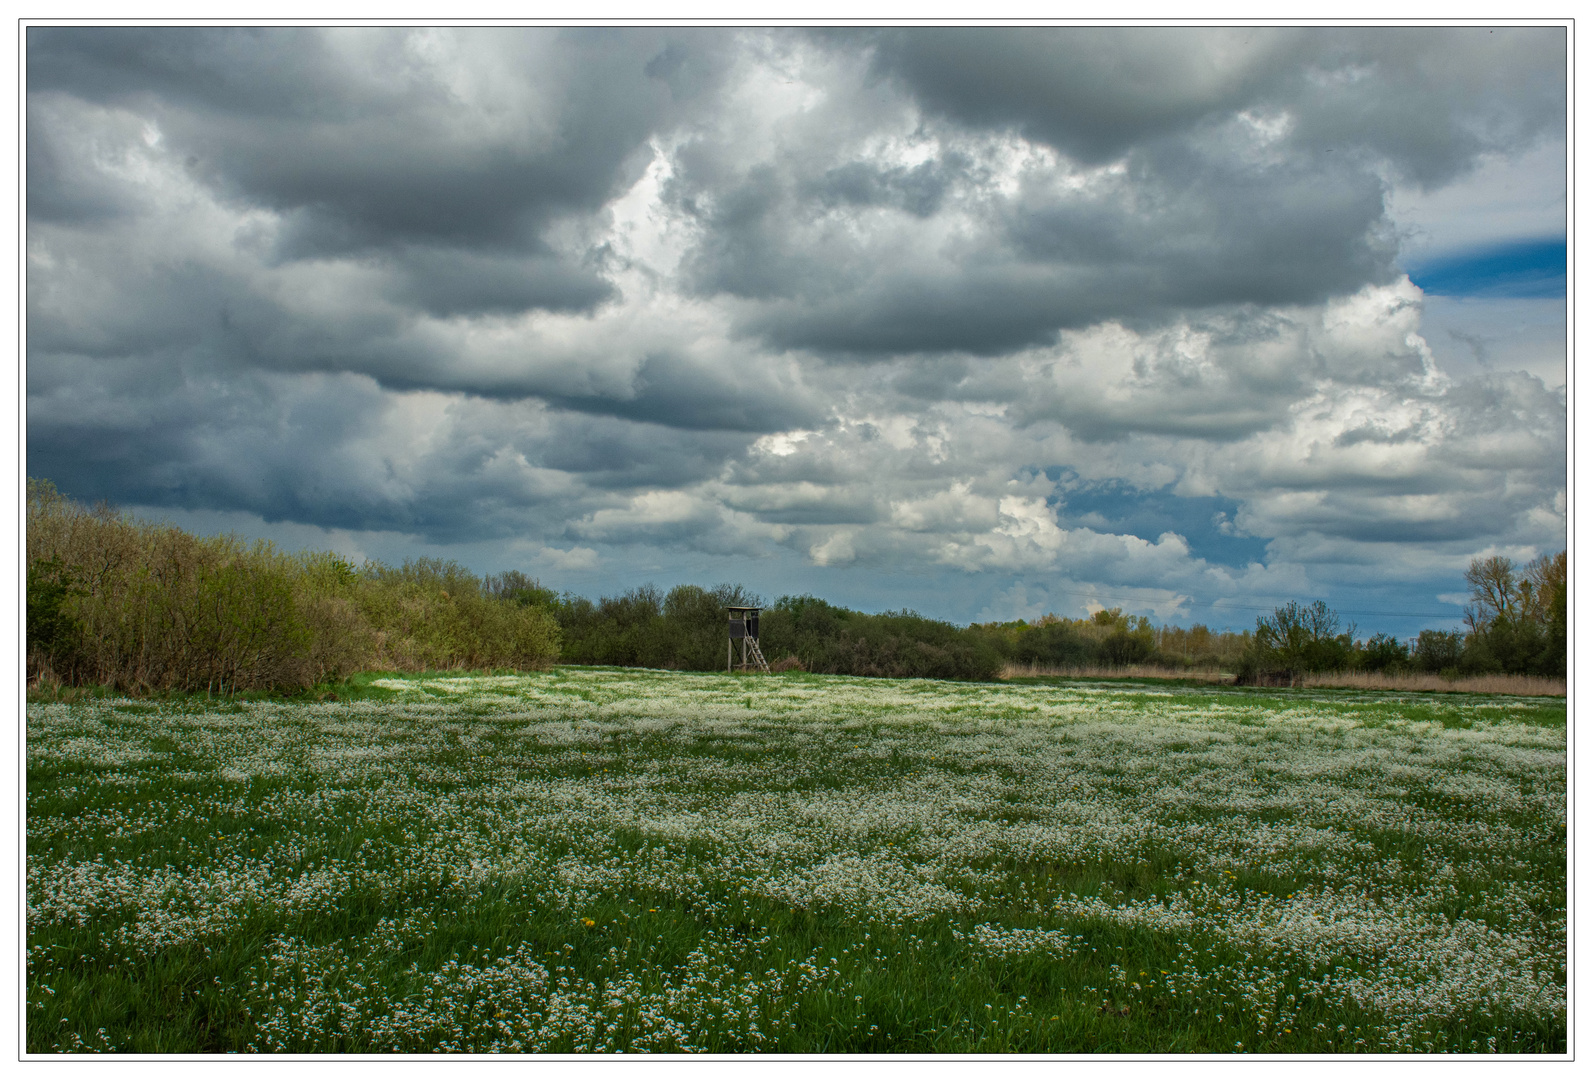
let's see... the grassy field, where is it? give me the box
[26,668,1566,1054]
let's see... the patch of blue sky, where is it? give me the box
[1406,237,1565,299]
[1044,472,1271,568]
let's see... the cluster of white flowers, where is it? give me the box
[951,923,1090,960]
[27,669,1564,1051]
[244,924,845,1053]
[1047,874,1562,1049]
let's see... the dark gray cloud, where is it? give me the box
[663,27,1559,357]
[533,412,749,489]
[28,27,710,250]
[382,247,613,319]
[865,27,1565,186]
[540,351,826,434]
[863,27,1295,165]
[1005,144,1398,309]
[806,158,958,217]
[29,27,383,118]
[26,357,761,545]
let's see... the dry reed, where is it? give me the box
[1000,662,1565,697]
[1000,662,1232,683]
[1300,670,1566,696]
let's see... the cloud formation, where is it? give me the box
[26,27,1567,629]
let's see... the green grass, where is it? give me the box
[27,668,1565,1053]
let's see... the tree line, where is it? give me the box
[26,477,1566,692]
[1234,549,1565,683]
[480,552,1565,684]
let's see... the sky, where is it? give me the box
[23,25,1569,635]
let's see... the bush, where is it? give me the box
[971,608,1244,673]
[662,584,763,670]
[483,569,561,610]
[547,582,774,672]
[26,556,83,684]
[1412,629,1465,673]
[1098,628,1156,667]
[1357,632,1410,672]
[355,559,561,672]
[760,598,1003,681]
[549,586,668,667]
[26,480,560,693]
[1010,620,1094,667]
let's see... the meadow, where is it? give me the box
[27,668,1566,1054]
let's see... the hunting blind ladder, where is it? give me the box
[727,605,771,674]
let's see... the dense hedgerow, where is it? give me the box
[761,595,1005,681]
[969,608,1252,674]
[25,479,560,693]
[543,588,1245,683]
[544,587,1005,681]
[548,583,762,671]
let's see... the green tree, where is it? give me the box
[1245,600,1356,680]
[1461,551,1566,676]
[26,556,83,682]
[1357,632,1410,672]
[1012,619,1093,667]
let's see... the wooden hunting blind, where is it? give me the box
[727,605,771,673]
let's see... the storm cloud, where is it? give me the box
[25,26,1567,630]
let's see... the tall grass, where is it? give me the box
[26,479,559,694]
